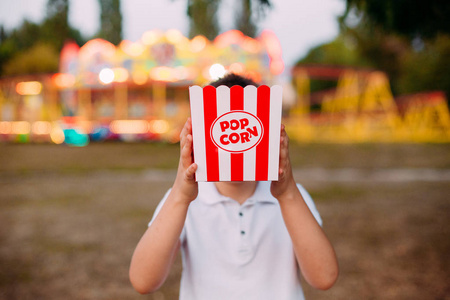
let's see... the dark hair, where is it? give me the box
[209,73,259,88]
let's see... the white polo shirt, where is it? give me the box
[150,181,322,300]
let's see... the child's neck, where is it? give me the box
[214,181,258,205]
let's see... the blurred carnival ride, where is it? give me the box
[286,66,450,143]
[0,29,283,146]
[0,29,449,145]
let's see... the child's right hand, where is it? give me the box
[172,118,198,203]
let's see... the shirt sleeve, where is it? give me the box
[297,183,323,226]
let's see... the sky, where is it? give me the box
[0,0,345,73]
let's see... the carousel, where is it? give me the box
[0,29,284,145]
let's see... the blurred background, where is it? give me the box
[0,0,449,299]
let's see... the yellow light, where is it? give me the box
[190,35,207,52]
[113,67,129,82]
[209,64,226,80]
[150,66,174,82]
[129,42,145,56]
[99,68,115,84]
[142,30,162,45]
[149,119,169,134]
[16,81,42,96]
[110,120,149,134]
[0,121,12,134]
[11,121,31,134]
[166,29,184,44]
[52,73,75,89]
[50,126,65,144]
[121,40,145,57]
[32,121,52,135]
[132,71,148,85]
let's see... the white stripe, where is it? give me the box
[189,86,207,181]
[216,86,231,181]
[243,86,257,181]
[268,85,283,180]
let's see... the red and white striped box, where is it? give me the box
[189,85,283,181]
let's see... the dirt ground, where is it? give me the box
[0,142,449,300]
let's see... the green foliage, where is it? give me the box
[98,0,123,45]
[397,35,450,95]
[187,0,271,40]
[341,0,450,39]
[236,0,256,38]
[235,0,270,38]
[297,35,372,93]
[299,34,371,67]
[296,0,450,97]
[4,20,43,51]
[0,20,44,75]
[3,43,59,75]
[0,0,86,76]
[42,0,70,50]
[340,0,450,96]
[187,0,220,40]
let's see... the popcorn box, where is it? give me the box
[189,85,282,181]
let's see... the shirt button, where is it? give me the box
[239,212,243,217]
[241,231,245,235]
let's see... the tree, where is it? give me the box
[41,0,70,50]
[3,43,59,75]
[397,35,450,96]
[187,0,220,40]
[340,0,450,39]
[297,0,450,97]
[236,0,271,38]
[98,0,123,45]
[0,0,85,76]
[187,0,272,39]
[0,20,43,75]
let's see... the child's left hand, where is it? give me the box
[270,124,297,200]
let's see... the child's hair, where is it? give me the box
[209,73,259,88]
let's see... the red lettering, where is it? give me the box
[240,132,250,143]
[230,119,239,130]
[220,121,229,132]
[239,118,249,129]
[220,134,229,145]
[229,132,240,143]
[246,126,258,137]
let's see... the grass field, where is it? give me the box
[0,142,449,299]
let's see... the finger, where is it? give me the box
[181,134,194,167]
[280,135,288,161]
[185,163,198,181]
[280,125,289,146]
[186,117,192,133]
[179,119,190,148]
[278,167,286,182]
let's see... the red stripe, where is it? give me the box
[230,86,244,181]
[255,85,270,181]
[203,86,219,181]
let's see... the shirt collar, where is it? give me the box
[198,181,278,205]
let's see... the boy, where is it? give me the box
[130,74,338,299]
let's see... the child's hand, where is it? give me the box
[270,124,297,200]
[172,118,198,203]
